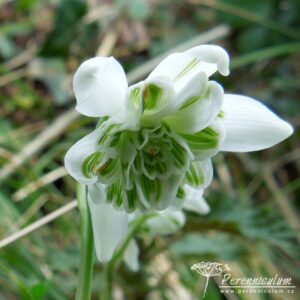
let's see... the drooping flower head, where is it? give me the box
[65,45,293,262]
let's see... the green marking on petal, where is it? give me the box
[179,95,200,110]
[106,184,114,203]
[96,116,109,128]
[185,163,205,186]
[97,158,122,185]
[176,186,185,199]
[81,151,104,178]
[156,161,167,174]
[153,178,162,204]
[181,126,219,151]
[140,175,151,200]
[98,134,109,145]
[174,58,200,81]
[106,179,124,208]
[98,158,118,176]
[170,139,187,168]
[114,180,123,208]
[217,110,225,118]
[126,188,138,211]
[143,84,163,110]
[130,86,141,109]
[98,124,120,145]
[138,175,162,208]
[109,132,121,147]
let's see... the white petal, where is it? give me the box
[183,186,210,214]
[171,72,208,110]
[199,159,213,189]
[73,57,128,117]
[147,53,190,83]
[147,45,229,94]
[64,126,104,184]
[185,45,230,76]
[165,81,224,134]
[220,94,293,152]
[88,183,106,204]
[146,209,186,235]
[88,185,128,262]
[123,240,139,272]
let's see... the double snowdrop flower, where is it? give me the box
[65,45,293,264]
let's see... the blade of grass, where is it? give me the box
[263,170,300,244]
[13,166,68,202]
[191,0,300,40]
[0,200,77,249]
[231,42,300,69]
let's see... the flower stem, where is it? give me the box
[76,184,94,300]
[103,213,156,300]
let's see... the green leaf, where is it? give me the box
[0,34,18,59]
[30,282,49,299]
[40,0,89,57]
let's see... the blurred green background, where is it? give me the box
[0,0,299,299]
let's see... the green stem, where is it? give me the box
[76,184,94,300]
[103,213,156,300]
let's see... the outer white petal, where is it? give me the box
[220,94,293,152]
[147,45,229,93]
[88,184,128,262]
[73,57,128,117]
[147,52,190,83]
[165,81,224,134]
[64,126,104,184]
[146,209,186,235]
[123,240,139,272]
[199,159,213,189]
[183,186,210,214]
[88,182,106,204]
[185,45,230,76]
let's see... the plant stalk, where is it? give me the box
[76,184,94,300]
[103,213,156,300]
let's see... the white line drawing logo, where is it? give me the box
[191,262,230,298]
[191,262,296,297]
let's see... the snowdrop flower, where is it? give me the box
[65,45,293,263]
